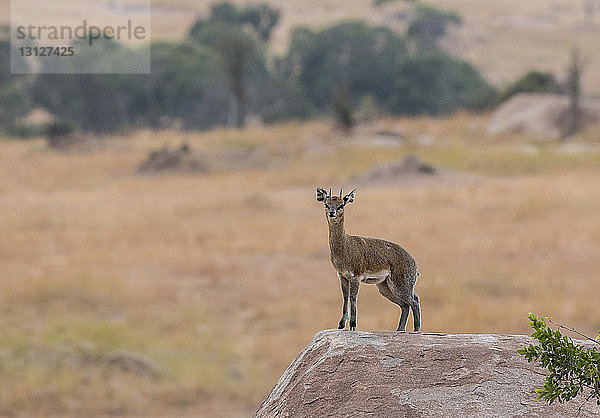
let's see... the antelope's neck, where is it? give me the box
[328,219,346,259]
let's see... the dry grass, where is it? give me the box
[1,115,600,416]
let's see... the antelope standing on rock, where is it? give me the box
[316,188,421,332]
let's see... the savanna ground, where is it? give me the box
[1,114,599,416]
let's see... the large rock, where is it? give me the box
[256,330,600,417]
[353,155,437,184]
[488,93,600,139]
[138,143,207,174]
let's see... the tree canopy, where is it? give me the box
[0,2,499,135]
[281,20,495,119]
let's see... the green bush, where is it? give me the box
[501,71,561,102]
[518,313,600,407]
[390,52,497,114]
[44,121,75,138]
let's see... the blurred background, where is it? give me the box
[0,0,599,416]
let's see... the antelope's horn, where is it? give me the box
[328,188,332,198]
[339,189,343,197]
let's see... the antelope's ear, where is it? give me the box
[343,189,356,205]
[316,188,328,202]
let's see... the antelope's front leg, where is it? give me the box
[348,276,360,331]
[338,275,349,329]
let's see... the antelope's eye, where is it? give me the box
[324,204,330,209]
[337,206,344,211]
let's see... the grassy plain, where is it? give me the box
[1,114,600,416]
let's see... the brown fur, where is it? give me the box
[316,188,421,331]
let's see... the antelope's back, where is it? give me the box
[347,235,417,276]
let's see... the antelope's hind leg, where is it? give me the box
[376,281,410,332]
[338,275,349,329]
[411,293,421,332]
[397,303,410,332]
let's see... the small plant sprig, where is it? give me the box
[518,313,600,411]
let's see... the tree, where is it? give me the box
[146,42,228,129]
[0,26,32,135]
[33,40,231,133]
[240,4,281,41]
[205,0,280,40]
[390,52,496,115]
[373,0,416,5]
[518,313,600,409]
[333,84,355,132]
[583,0,597,23]
[282,18,495,120]
[0,27,13,87]
[189,2,280,128]
[31,39,154,133]
[407,3,461,49]
[283,22,408,114]
[191,23,258,128]
[562,49,584,139]
[0,84,31,134]
[30,1,283,133]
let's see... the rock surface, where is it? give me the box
[256,330,600,417]
[138,142,274,174]
[353,155,437,184]
[352,155,474,185]
[138,143,207,174]
[488,93,600,139]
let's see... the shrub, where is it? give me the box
[518,313,600,408]
[45,121,75,138]
[389,52,497,115]
[501,71,561,102]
